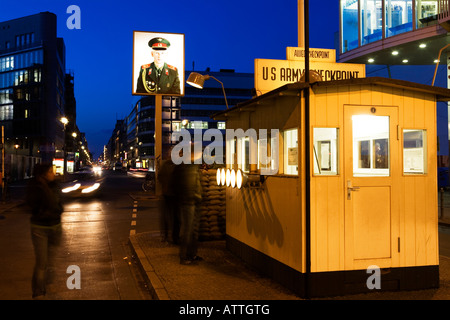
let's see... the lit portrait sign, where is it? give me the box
[132,31,185,96]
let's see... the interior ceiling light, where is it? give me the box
[368,58,374,63]
[402,59,409,63]
[392,51,399,56]
[419,43,427,48]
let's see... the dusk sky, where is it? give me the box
[0,0,340,157]
[0,1,446,157]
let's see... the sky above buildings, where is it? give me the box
[0,0,339,158]
[1,1,446,158]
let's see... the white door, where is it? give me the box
[344,105,399,269]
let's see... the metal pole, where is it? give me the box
[298,0,305,47]
[303,0,311,299]
[1,126,4,202]
[155,95,162,196]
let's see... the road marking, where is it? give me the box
[130,200,139,236]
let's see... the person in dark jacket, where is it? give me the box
[174,161,203,265]
[26,163,64,299]
[158,158,179,244]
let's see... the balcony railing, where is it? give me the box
[438,0,450,30]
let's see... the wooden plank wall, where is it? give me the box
[310,84,438,272]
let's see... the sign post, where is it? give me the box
[132,31,185,196]
[155,95,162,196]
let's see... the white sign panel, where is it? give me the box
[286,47,336,62]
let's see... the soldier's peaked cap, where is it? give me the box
[148,37,170,50]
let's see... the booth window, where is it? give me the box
[226,137,237,169]
[284,128,298,175]
[313,128,339,175]
[352,115,390,177]
[258,131,279,174]
[403,129,427,174]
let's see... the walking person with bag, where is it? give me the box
[26,163,64,299]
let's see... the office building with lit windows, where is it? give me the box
[0,12,68,180]
[121,69,253,170]
[339,0,450,185]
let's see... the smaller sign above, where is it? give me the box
[286,47,336,63]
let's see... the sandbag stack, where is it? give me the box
[198,168,226,240]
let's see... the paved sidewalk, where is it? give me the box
[127,188,450,301]
[129,231,450,300]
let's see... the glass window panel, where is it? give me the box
[416,0,439,28]
[361,0,383,45]
[341,0,359,52]
[313,128,339,175]
[284,128,298,175]
[352,115,390,176]
[386,0,412,37]
[403,129,427,174]
[257,131,278,174]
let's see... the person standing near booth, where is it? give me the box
[174,158,203,265]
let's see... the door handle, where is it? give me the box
[347,181,360,200]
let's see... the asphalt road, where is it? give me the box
[0,170,158,300]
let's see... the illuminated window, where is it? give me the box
[403,129,427,174]
[341,0,359,52]
[0,105,13,120]
[352,115,390,177]
[416,0,438,28]
[313,128,339,175]
[258,131,279,175]
[238,136,250,172]
[217,122,226,129]
[361,0,383,45]
[386,0,413,37]
[284,128,298,175]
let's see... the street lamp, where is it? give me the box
[60,116,68,127]
[186,72,229,109]
[60,116,68,178]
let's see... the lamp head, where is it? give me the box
[187,72,210,89]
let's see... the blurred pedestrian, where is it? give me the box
[175,159,202,265]
[26,163,64,299]
[158,158,179,244]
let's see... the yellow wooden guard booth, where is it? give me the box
[213,77,450,297]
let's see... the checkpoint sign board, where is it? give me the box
[255,47,366,95]
[132,31,185,96]
[255,59,366,95]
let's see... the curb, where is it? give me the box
[128,234,170,300]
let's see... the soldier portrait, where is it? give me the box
[133,32,184,96]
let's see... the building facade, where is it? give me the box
[0,12,76,180]
[107,69,254,170]
[339,0,450,186]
